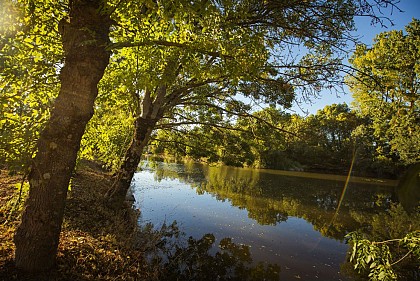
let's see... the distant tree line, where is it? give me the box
[149,102,407,178]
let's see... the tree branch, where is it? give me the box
[177,101,296,136]
[109,40,233,59]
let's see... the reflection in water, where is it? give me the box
[142,221,280,281]
[160,233,281,281]
[143,160,396,239]
[132,159,410,280]
[397,163,420,212]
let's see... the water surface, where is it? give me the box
[132,160,398,280]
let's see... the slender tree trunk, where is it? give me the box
[106,86,167,207]
[106,116,157,206]
[106,50,181,207]
[14,0,111,272]
[106,59,180,207]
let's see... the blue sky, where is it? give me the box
[293,0,420,115]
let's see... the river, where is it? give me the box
[131,159,401,281]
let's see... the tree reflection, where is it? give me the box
[139,159,419,280]
[141,159,399,241]
[397,163,420,213]
[199,166,398,240]
[144,222,280,281]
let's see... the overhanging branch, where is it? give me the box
[109,40,233,59]
[177,101,297,136]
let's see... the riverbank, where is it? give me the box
[0,161,165,281]
[0,161,300,281]
[145,154,405,180]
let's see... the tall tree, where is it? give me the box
[103,0,274,204]
[104,0,402,205]
[0,0,401,273]
[11,0,112,271]
[347,19,420,165]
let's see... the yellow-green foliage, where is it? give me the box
[346,205,420,281]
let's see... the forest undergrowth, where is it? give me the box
[0,161,176,281]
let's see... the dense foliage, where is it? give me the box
[346,204,420,281]
[147,20,420,178]
[151,102,404,177]
[0,1,63,171]
[347,19,420,165]
[1,0,403,174]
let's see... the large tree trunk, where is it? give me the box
[14,0,111,272]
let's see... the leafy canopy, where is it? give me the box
[347,19,420,165]
[1,0,401,170]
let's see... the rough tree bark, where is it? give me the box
[106,87,166,206]
[106,116,157,206]
[14,0,111,272]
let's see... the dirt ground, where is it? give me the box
[0,162,157,281]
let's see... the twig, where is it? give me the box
[390,250,413,266]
